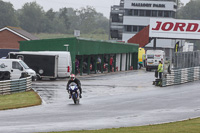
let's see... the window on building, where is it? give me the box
[128,9,133,16]
[110,30,119,38]
[172,11,175,18]
[126,25,132,32]
[174,5,177,9]
[133,26,137,32]
[164,11,170,17]
[111,14,119,22]
[127,9,175,18]
[146,10,151,16]
[152,10,157,17]
[139,10,145,16]
[158,11,163,17]
[134,10,138,16]
[125,10,128,16]
[139,26,145,31]
[124,25,147,32]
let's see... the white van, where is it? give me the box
[0,59,37,80]
[9,51,72,80]
[145,50,165,71]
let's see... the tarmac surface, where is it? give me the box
[0,69,200,133]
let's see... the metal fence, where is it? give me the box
[172,51,200,69]
[161,51,200,87]
[0,77,32,95]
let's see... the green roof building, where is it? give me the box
[20,37,138,75]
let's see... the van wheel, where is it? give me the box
[37,75,42,80]
[0,72,4,80]
[3,72,10,80]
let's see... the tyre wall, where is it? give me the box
[0,76,32,95]
[162,66,200,87]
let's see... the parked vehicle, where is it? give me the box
[0,59,36,80]
[68,82,80,104]
[9,51,72,80]
[145,50,165,71]
[138,47,145,69]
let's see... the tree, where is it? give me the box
[177,0,200,20]
[59,8,71,31]
[177,0,184,9]
[76,6,99,34]
[3,1,109,35]
[176,0,200,50]
[0,0,19,27]
[66,8,80,33]
[46,8,56,21]
[94,13,109,34]
[18,2,47,33]
[44,8,56,33]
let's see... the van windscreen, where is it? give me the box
[147,55,154,59]
[19,61,29,69]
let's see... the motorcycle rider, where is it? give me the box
[66,74,82,99]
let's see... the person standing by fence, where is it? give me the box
[158,61,163,79]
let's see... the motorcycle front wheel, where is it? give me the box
[72,94,77,104]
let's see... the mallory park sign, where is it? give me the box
[149,18,200,40]
[132,3,165,8]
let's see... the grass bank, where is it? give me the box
[44,118,200,133]
[35,33,109,41]
[0,90,42,110]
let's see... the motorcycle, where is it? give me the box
[68,83,80,104]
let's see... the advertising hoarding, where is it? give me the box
[149,18,200,40]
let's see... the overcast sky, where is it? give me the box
[4,0,190,18]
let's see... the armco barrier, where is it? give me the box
[0,76,32,95]
[162,66,200,87]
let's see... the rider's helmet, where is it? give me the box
[70,74,75,81]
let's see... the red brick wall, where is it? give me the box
[128,25,150,47]
[0,30,26,49]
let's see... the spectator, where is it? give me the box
[157,61,163,79]
[75,58,79,75]
[110,56,113,72]
[97,56,101,73]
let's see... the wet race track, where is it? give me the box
[0,69,200,133]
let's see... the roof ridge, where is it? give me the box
[0,26,38,40]
[7,26,22,30]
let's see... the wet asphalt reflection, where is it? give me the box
[32,70,153,103]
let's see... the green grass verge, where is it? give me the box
[35,33,109,41]
[0,90,42,110]
[43,118,200,133]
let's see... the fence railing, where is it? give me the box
[172,51,200,69]
[0,77,32,95]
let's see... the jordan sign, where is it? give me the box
[149,18,200,39]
